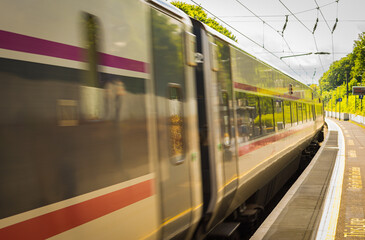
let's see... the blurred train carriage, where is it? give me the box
[0,0,323,239]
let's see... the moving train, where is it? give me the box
[0,0,324,239]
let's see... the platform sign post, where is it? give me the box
[336,98,342,119]
[337,98,342,119]
[353,86,365,95]
[354,86,365,113]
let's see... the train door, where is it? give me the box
[215,39,238,207]
[151,8,192,239]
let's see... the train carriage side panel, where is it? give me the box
[228,45,323,213]
[191,19,242,236]
[192,18,324,237]
[0,0,162,239]
[148,2,203,238]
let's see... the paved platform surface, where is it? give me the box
[251,119,343,240]
[333,119,365,239]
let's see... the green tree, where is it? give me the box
[319,32,365,114]
[352,33,365,82]
[171,1,237,42]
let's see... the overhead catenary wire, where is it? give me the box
[224,19,365,23]
[282,15,288,36]
[189,0,304,81]
[332,34,335,62]
[312,35,325,72]
[278,0,312,33]
[331,0,339,61]
[312,9,319,34]
[332,0,339,33]
[263,21,265,48]
[218,0,338,18]
[292,1,337,16]
[314,0,332,33]
[233,0,308,76]
[279,0,325,72]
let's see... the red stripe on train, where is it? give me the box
[238,127,304,156]
[0,179,154,239]
[234,82,300,100]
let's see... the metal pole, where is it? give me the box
[338,102,341,120]
[346,73,349,107]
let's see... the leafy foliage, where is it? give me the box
[319,32,365,114]
[171,1,237,42]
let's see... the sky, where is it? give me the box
[167,0,365,85]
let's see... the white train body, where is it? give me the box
[0,0,323,239]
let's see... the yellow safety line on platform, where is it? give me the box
[349,120,365,129]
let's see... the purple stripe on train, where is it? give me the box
[0,30,148,73]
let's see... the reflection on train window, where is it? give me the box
[298,103,303,124]
[303,104,307,122]
[235,92,260,141]
[84,13,100,87]
[315,105,318,119]
[260,97,274,134]
[309,104,313,120]
[168,84,185,162]
[216,39,233,146]
[274,100,284,130]
[220,91,231,146]
[81,13,104,121]
[283,101,292,128]
[292,102,298,125]
[316,105,322,119]
[309,104,312,120]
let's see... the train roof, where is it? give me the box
[147,1,318,102]
[197,20,312,92]
[147,0,192,24]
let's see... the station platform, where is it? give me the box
[251,117,365,239]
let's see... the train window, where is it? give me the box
[81,13,105,121]
[210,42,219,71]
[260,97,275,134]
[309,104,313,120]
[235,92,261,140]
[284,101,292,128]
[168,84,185,164]
[274,100,284,130]
[318,105,321,117]
[298,103,303,124]
[83,13,100,87]
[303,104,307,122]
[309,104,312,121]
[220,91,231,146]
[216,39,234,146]
[185,31,197,66]
[292,102,298,125]
[316,105,322,119]
[236,92,250,141]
